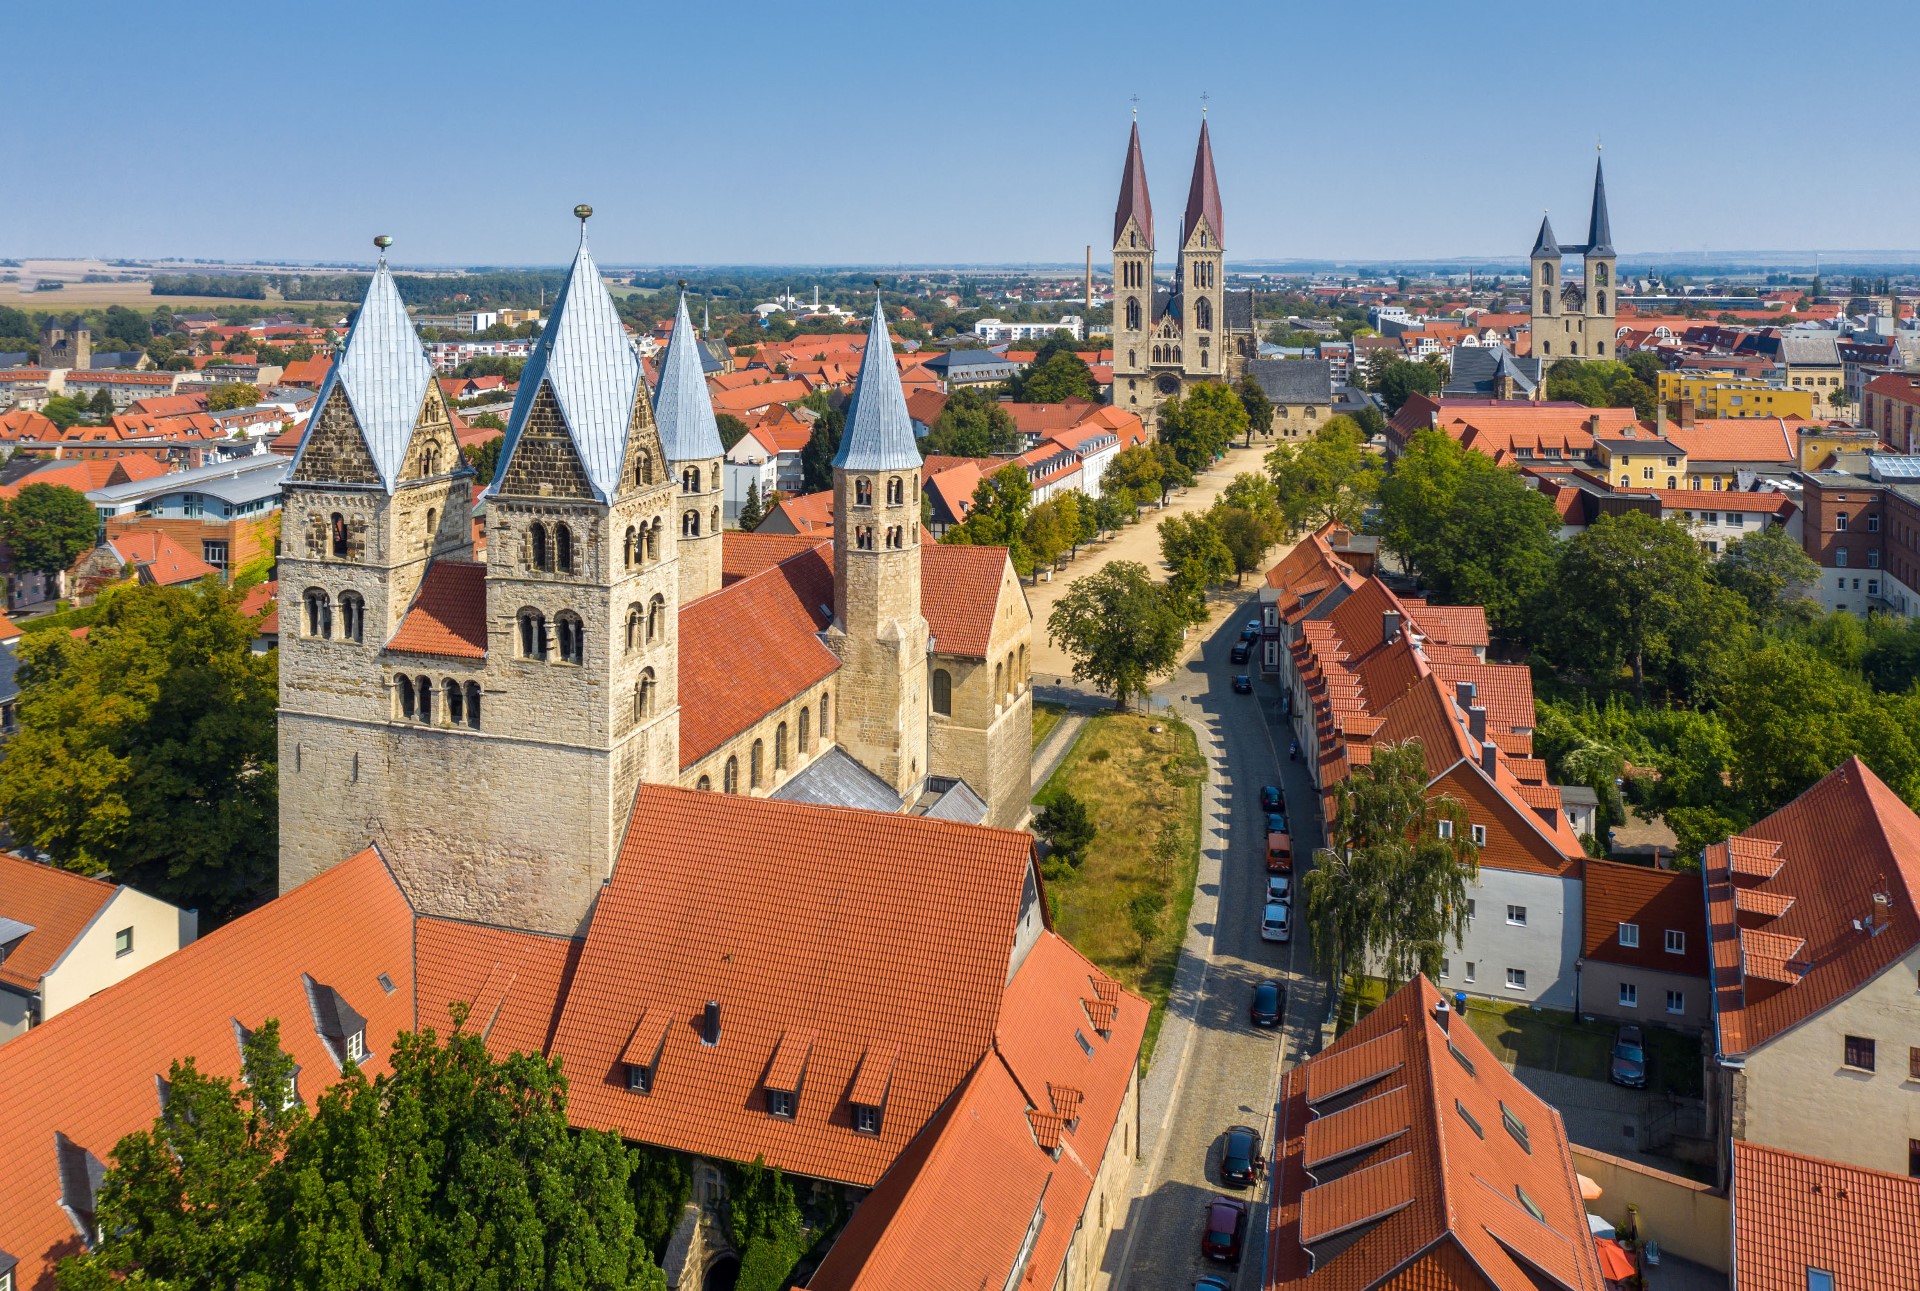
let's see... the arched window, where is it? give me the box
[421,445,438,477]
[305,588,332,639]
[330,513,349,558]
[635,449,652,486]
[854,477,873,507]
[723,756,739,794]
[1019,643,1028,681]
[885,526,903,549]
[531,522,551,572]
[445,678,464,725]
[696,775,712,791]
[798,706,812,752]
[644,518,660,563]
[626,605,642,652]
[681,465,701,493]
[635,667,656,721]
[555,611,584,665]
[1667,475,1677,489]
[519,610,548,660]
[1540,263,1554,285]
[711,505,719,534]
[855,525,874,550]
[994,660,1003,699]
[1126,297,1141,330]
[750,739,764,789]
[886,476,905,506]
[338,591,364,643]
[1128,348,1137,368]
[932,668,952,716]
[1195,297,1213,332]
[555,524,574,574]
[1597,290,1607,313]
[1006,651,1016,698]
[1540,291,1552,314]
[682,510,700,537]
[416,675,433,724]
[397,674,415,719]
[624,525,638,569]
[647,593,665,643]
[465,681,481,729]
[820,691,830,737]
[775,722,788,770]
[1596,262,1610,286]
[425,508,437,550]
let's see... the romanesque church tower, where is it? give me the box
[1178,118,1226,382]
[826,299,928,801]
[1110,120,1156,417]
[655,293,726,604]
[1529,155,1617,361]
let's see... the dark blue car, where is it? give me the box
[1250,979,1283,1027]
[1260,785,1284,812]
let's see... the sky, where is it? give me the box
[7,0,1917,268]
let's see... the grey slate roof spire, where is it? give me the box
[290,238,434,493]
[493,211,645,503]
[654,293,724,464]
[1585,154,1614,256]
[1531,211,1560,258]
[832,296,919,472]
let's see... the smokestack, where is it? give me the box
[1383,611,1401,645]
[701,1001,721,1046]
[1454,681,1476,709]
[1587,412,1602,436]
[1480,740,1498,775]
[1469,706,1488,743]
[1085,244,1093,318]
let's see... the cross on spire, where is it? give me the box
[1200,90,1209,117]
[1129,93,1138,120]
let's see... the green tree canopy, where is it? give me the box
[1011,349,1099,403]
[737,479,767,532]
[1046,561,1187,708]
[798,397,845,493]
[1035,790,1097,873]
[1100,444,1163,512]
[1235,375,1274,442]
[1264,416,1381,534]
[1715,525,1822,627]
[1,482,100,575]
[948,463,1034,574]
[1544,358,1657,417]
[1156,381,1247,473]
[715,412,750,450]
[207,381,261,412]
[1157,512,1234,621]
[1369,356,1445,413]
[0,582,278,916]
[923,386,1020,457]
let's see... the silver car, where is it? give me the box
[1265,873,1292,905]
[1260,901,1290,942]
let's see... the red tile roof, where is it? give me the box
[0,849,417,1291]
[1706,757,1920,1057]
[412,916,581,1062]
[720,531,826,584]
[237,579,278,636]
[0,411,57,440]
[677,543,838,766]
[387,560,488,659]
[767,489,836,535]
[548,785,1037,1188]
[0,855,118,994]
[923,458,983,529]
[1266,976,1606,1291]
[112,530,220,585]
[922,543,1014,659]
[1663,418,1801,464]
[1732,1141,1920,1291]
[1582,858,1709,976]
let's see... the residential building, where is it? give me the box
[1655,372,1814,419]
[1529,156,1618,361]
[0,854,197,1044]
[1578,858,1710,1030]
[88,453,289,577]
[1796,461,1920,615]
[59,369,179,412]
[1703,758,1920,1180]
[68,529,222,599]
[1861,370,1920,454]
[1771,333,1844,397]
[1443,345,1542,401]
[971,315,1084,343]
[1265,975,1609,1291]
[1731,1141,1920,1291]
[1244,359,1334,437]
[923,349,1017,388]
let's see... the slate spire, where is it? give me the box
[1113,119,1154,248]
[832,296,919,472]
[1182,117,1224,246]
[654,292,724,464]
[1585,153,1614,256]
[1531,211,1560,258]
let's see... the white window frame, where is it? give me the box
[1437,819,1454,840]
[345,1030,366,1062]
[1665,929,1686,955]
[1666,990,1685,1015]
[1464,962,1477,983]
[1505,967,1527,991]
[1619,983,1638,1008]
[1618,922,1639,948]
[1506,905,1527,926]
[1471,824,1487,846]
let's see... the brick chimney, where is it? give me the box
[1587,412,1602,436]
[1678,396,1696,429]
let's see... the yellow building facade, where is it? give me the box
[1656,372,1814,419]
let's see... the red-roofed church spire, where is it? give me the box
[1182,116,1223,248]
[1112,119,1154,250]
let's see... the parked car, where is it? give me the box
[1232,675,1253,694]
[1219,1124,1265,1188]
[1201,1197,1249,1264]
[1242,620,1261,641]
[1610,1024,1647,1089]
[1230,641,1251,664]
[1260,901,1291,942]
[1267,811,1287,835]
[1265,873,1291,905]
[1250,978,1284,1027]
[1266,830,1293,872]
[1260,784,1284,812]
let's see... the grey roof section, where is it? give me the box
[926,350,1017,376]
[291,258,433,493]
[833,300,922,471]
[1445,345,1541,397]
[699,337,730,374]
[87,454,289,508]
[1245,358,1333,405]
[768,746,904,814]
[653,294,725,464]
[1586,155,1613,256]
[495,226,642,503]
[1332,384,1377,417]
[88,352,145,370]
[920,778,989,824]
[1777,334,1841,366]
[0,914,35,944]
[1225,289,1254,330]
[1531,212,1560,257]
[0,352,27,369]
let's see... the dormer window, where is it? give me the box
[853,1103,882,1135]
[767,1089,796,1119]
[764,1029,813,1120]
[302,973,370,1070]
[627,1063,654,1094]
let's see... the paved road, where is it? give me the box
[1096,604,1331,1291]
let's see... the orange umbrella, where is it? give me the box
[1578,1173,1604,1201]
[1594,1238,1636,1282]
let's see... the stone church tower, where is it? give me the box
[825,298,928,801]
[655,293,726,604]
[279,214,681,936]
[1529,155,1617,361]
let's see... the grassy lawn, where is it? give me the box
[1035,710,1206,1065]
[1031,701,1067,752]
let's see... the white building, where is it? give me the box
[972,316,1085,344]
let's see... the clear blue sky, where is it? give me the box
[6,0,1914,267]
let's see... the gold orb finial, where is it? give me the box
[574,204,593,222]
[373,234,393,250]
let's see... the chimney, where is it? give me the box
[1383,610,1401,645]
[1454,680,1476,709]
[1469,706,1488,743]
[1655,399,1668,437]
[701,1001,721,1046]
[1587,412,1602,436]
[1480,740,1498,775]
[1679,396,1696,429]
[1432,997,1451,1032]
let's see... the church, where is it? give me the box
[1528,155,1617,360]
[277,216,1035,936]
[1107,115,1260,427]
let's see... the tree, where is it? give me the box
[1370,356,1443,413]
[0,582,278,917]
[728,1157,806,1291]
[1158,512,1233,622]
[40,395,86,429]
[1047,561,1187,708]
[1235,375,1274,443]
[1092,489,1131,535]
[1213,505,1281,584]
[922,386,1019,457]
[1301,739,1479,990]
[1101,444,1163,513]
[207,381,261,411]
[1035,791,1096,873]
[1012,350,1099,403]
[1264,416,1380,533]
[737,480,767,532]
[1,482,101,576]
[1716,525,1821,626]
[798,400,845,493]
[58,1016,667,1291]
[1023,496,1070,578]
[461,433,503,481]
[715,412,750,450]
[87,388,115,418]
[948,464,1034,574]
[1157,382,1247,473]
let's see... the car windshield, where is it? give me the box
[1255,984,1278,1007]
[1616,1041,1644,1061]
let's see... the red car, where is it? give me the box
[1201,1196,1249,1265]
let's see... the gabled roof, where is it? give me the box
[387,560,488,659]
[1583,858,1708,975]
[1267,976,1605,1291]
[292,257,433,493]
[653,294,725,465]
[1113,119,1154,247]
[412,916,581,1062]
[109,530,220,585]
[1706,757,1920,1057]
[1732,1141,1920,1291]
[1183,118,1224,246]
[494,222,643,503]
[0,856,118,995]
[833,301,920,473]
[922,543,1015,659]
[1585,155,1612,256]
[720,530,823,584]
[548,785,1037,1188]
[769,745,904,814]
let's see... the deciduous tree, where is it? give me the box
[1264,416,1380,533]
[1047,561,1187,708]
[1,482,101,576]
[922,386,1019,457]
[207,381,261,412]
[1157,512,1233,622]
[1156,382,1247,473]
[1715,525,1821,626]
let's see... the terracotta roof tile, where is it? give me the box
[769,489,836,535]
[720,531,823,584]
[0,856,118,993]
[848,1042,900,1107]
[1580,858,1709,976]
[922,543,1012,659]
[111,530,220,585]
[412,915,581,1061]
[1732,1141,1920,1291]
[387,560,488,659]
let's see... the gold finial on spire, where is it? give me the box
[1129,94,1139,121]
[373,234,393,251]
[573,203,593,223]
